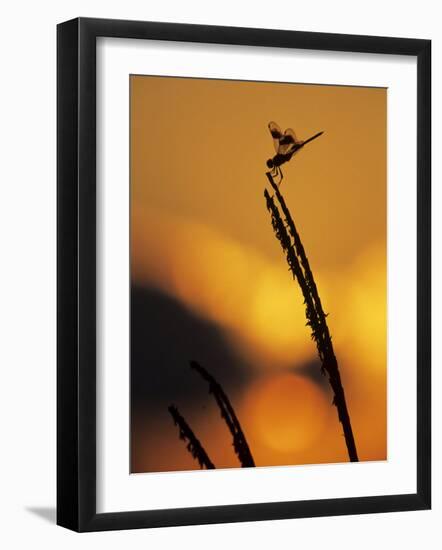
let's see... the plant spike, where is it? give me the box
[168,404,216,469]
[264,171,358,462]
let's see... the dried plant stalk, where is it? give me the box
[168,404,216,469]
[264,172,358,462]
[190,360,255,468]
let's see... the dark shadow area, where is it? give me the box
[131,285,254,473]
[25,506,56,524]
[131,285,249,411]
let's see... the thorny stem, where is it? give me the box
[190,361,255,468]
[264,171,358,462]
[168,404,216,469]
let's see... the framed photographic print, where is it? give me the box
[57,17,431,531]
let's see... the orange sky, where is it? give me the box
[130,75,387,473]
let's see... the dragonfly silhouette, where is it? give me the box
[267,121,324,184]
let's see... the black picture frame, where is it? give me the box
[57,17,431,532]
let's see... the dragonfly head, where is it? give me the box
[266,158,274,169]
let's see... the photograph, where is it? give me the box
[130,75,387,473]
[0,1,433,544]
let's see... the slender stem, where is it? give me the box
[190,361,255,467]
[267,173,330,354]
[264,171,358,462]
[168,404,216,469]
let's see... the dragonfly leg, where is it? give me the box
[277,167,284,186]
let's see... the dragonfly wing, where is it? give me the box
[268,121,283,153]
[284,128,298,143]
[278,128,298,154]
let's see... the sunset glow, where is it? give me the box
[130,75,387,473]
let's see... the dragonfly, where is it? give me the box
[267,121,324,184]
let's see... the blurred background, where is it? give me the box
[130,75,386,473]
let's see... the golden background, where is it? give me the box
[130,75,387,472]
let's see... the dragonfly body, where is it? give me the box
[267,121,323,184]
[268,151,295,169]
